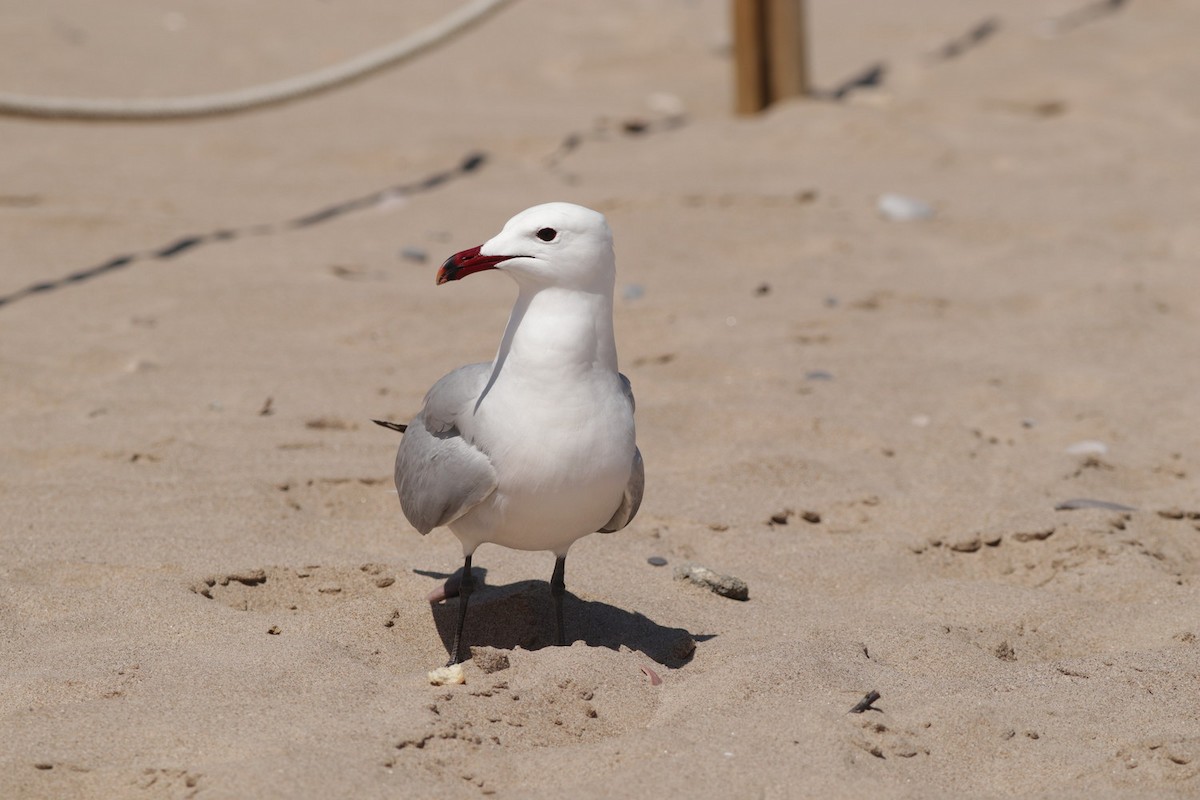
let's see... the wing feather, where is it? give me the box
[599,373,643,533]
[394,363,497,534]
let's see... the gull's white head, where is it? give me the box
[437,203,615,293]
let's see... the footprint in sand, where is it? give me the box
[190,564,397,612]
[383,646,663,793]
[847,717,932,762]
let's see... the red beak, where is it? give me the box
[436,245,511,285]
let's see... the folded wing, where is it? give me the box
[599,372,643,533]
[394,363,498,534]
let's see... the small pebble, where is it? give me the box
[400,246,428,263]
[1065,440,1108,456]
[646,91,686,117]
[754,283,772,296]
[647,556,668,567]
[877,193,934,221]
[800,510,821,524]
[267,626,281,635]
[375,576,395,588]
[674,563,749,601]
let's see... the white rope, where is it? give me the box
[0,0,515,120]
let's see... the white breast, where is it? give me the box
[450,366,635,556]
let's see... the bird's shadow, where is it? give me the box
[415,566,710,668]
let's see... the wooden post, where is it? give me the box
[733,0,808,115]
[733,0,768,115]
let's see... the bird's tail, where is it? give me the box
[372,419,407,433]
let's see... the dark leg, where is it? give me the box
[550,555,567,646]
[446,554,474,666]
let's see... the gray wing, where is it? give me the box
[394,363,497,535]
[599,372,643,533]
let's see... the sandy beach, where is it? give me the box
[2,1,1199,797]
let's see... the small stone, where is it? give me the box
[769,510,791,525]
[375,576,396,588]
[646,91,686,117]
[754,283,772,296]
[400,246,428,263]
[877,193,934,221]
[674,563,749,601]
[800,510,821,524]
[1158,507,1186,520]
[267,626,281,635]
[647,556,668,567]
[470,647,511,674]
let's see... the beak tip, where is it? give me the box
[435,258,457,285]
[435,244,503,285]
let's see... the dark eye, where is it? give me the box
[536,227,557,242]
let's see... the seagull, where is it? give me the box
[377,202,643,665]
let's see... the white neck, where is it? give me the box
[491,284,618,391]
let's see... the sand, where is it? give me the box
[2,0,1199,797]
